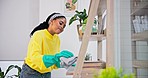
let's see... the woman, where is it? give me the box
[20,13,74,78]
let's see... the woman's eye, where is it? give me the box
[58,21,66,28]
[59,21,63,25]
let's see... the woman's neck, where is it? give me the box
[47,28,54,35]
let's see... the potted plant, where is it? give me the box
[0,65,21,78]
[93,67,135,78]
[69,9,88,26]
[69,9,88,36]
[69,9,98,36]
[85,53,92,61]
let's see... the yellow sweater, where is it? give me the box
[25,29,60,73]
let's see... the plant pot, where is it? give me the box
[77,24,98,37]
[77,24,83,37]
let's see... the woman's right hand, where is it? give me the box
[43,50,74,68]
[54,50,74,62]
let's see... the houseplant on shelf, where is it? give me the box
[69,9,98,36]
[69,9,88,27]
[85,53,92,61]
[0,65,21,78]
[69,9,88,36]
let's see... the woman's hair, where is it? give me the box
[30,12,66,37]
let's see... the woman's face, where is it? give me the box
[48,17,66,35]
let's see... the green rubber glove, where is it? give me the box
[43,50,74,68]
[54,50,74,62]
[43,55,57,68]
[72,63,76,67]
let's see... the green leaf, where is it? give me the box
[4,65,15,76]
[0,72,4,78]
[0,67,4,78]
[75,10,80,14]
[72,0,77,4]
[14,65,21,76]
[69,9,88,26]
[69,14,78,25]
[0,68,1,72]
[83,19,87,24]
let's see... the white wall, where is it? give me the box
[0,0,100,78]
[0,0,39,60]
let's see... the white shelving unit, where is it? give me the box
[131,0,148,78]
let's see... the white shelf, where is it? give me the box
[131,1,148,77]
[132,30,148,41]
[133,60,148,68]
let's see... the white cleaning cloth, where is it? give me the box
[60,56,77,69]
